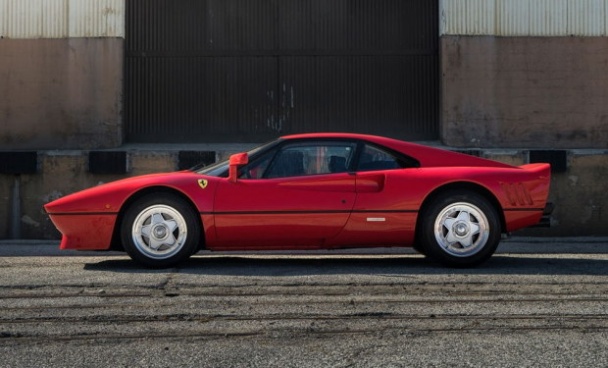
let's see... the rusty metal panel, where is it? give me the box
[440,0,608,36]
[125,0,439,143]
[0,0,124,38]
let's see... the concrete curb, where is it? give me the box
[503,236,608,244]
[499,236,608,254]
[0,239,60,246]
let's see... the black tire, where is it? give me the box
[413,243,428,257]
[121,193,200,268]
[418,191,501,267]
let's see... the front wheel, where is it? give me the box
[121,193,200,268]
[418,191,501,267]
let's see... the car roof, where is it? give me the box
[280,132,411,149]
[280,132,514,169]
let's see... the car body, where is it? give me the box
[45,133,552,267]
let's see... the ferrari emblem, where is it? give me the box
[198,179,208,189]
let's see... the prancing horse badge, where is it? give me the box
[198,179,208,189]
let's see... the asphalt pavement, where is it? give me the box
[2,236,608,367]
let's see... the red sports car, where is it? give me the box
[45,133,552,268]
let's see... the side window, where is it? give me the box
[260,143,356,179]
[357,144,413,171]
[266,148,306,178]
[239,152,273,179]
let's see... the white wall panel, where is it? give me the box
[468,0,496,35]
[528,0,567,36]
[497,0,530,35]
[440,0,608,36]
[69,0,124,37]
[568,0,605,36]
[2,0,65,37]
[0,0,124,38]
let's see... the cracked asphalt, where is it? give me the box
[1,238,608,367]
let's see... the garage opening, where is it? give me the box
[125,0,438,142]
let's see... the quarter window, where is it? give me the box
[357,144,414,171]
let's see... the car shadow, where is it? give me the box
[83,253,608,276]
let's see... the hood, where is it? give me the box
[44,171,217,214]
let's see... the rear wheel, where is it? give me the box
[418,191,500,267]
[121,193,200,268]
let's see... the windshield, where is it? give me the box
[195,139,282,177]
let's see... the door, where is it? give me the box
[212,141,358,249]
[332,142,420,247]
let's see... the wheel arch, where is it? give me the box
[109,186,205,252]
[416,182,506,239]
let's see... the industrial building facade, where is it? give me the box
[1,0,607,238]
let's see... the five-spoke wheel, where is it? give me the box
[418,191,500,267]
[121,193,200,268]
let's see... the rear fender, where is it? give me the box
[417,182,506,235]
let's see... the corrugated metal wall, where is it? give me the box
[125,0,439,143]
[440,0,608,36]
[0,0,124,38]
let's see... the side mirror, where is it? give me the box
[228,153,249,182]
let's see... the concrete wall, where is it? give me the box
[441,36,608,148]
[0,0,124,149]
[546,152,608,235]
[0,38,123,149]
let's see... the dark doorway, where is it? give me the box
[125,0,439,142]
